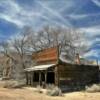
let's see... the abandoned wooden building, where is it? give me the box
[24,47,99,88]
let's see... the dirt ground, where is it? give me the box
[0,80,99,100]
[0,87,99,100]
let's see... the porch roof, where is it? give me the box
[24,64,56,72]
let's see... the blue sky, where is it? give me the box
[0,0,100,61]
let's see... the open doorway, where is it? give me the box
[41,72,45,81]
[47,72,55,84]
[33,72,39,82]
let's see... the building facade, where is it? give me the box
[24,47,99,88]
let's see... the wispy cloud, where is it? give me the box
[0,0,73,28]
[1,0,100,61]
[92,0,100,7]
[0,0,24,27]
[35,0,72,27]
[68,13,100,19]
[0,14,24,27]
[84,49,98,57]
[79,25,100,35]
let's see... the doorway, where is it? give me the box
[47,72,55,84]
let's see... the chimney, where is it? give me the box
[75,53,80,64]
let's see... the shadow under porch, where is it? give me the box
[25,70,55,87]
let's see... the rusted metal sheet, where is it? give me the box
[32,47,58,64]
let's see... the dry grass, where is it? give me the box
[85,84,100,93]
[46,86,62,96]
[0,81,100,100]
[1,80,25,89]
[35,85,43,93]
[0,87,100,100]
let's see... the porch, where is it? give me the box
[24,64,56,87]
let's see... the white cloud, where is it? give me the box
[68,14,88,19]
[36,1,72,27]
[0,0,100,61]
[92,0,100,7]
[0,0,20,14]
[68,13,100,19]
[79,25,100,35]
[0,0,24,27]
[0,0,74,28]
[79,25,100,59]
[0,14,24,27]
[79,25,100,47]
[83,49,98,57]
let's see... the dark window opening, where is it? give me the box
[34,72,39,82]
[33,71,55,84]
[33,72,45,82]
[47,72,55,83]
[41,72,45,81]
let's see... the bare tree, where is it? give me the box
[29,26,87,61]
[0,26,34,79]
[10,27,33,69]
[0,41,14,79]
[0,25,87,79]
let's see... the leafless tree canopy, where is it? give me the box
[0,25,88,79]
[28,26,87,59]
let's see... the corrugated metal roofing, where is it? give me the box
[24,64,55,72]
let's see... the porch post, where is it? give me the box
[55,66,59,86]
[44,70,47,87]
[32,72,34,86]
[39,71,41,86]
[31,72,34,86]
[26,72,28,85]
[29,73,31,85]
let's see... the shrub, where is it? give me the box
[35,85,43,93]
[85,84,100,92]
[46,86,62,96]
[46,84,55,90]
[3,80,25,88]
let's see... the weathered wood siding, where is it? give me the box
[58,64,99,86]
